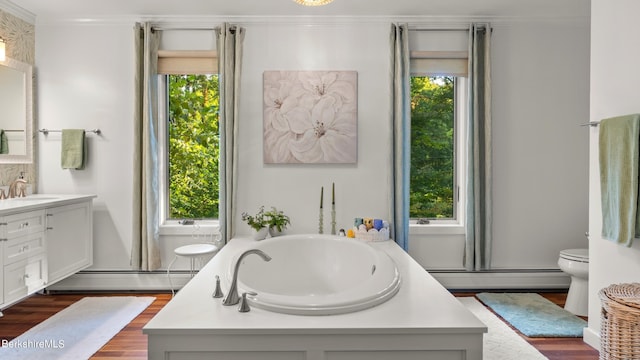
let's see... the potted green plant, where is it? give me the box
[264,206,291,237]
[241,206,269,240]
[242,206,291,240]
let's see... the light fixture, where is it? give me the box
[0,38,5,62]
[293,0,334,6]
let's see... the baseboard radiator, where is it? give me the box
[430,269,570,290]
[46,268,570,292]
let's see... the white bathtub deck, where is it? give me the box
[143,237,487,360]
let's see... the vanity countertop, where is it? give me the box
[0,194,97,215]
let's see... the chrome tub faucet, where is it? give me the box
[222,249,271,306]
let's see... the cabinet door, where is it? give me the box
[4,255,47,304]
[46,202,93,285]
[4,260,28,303]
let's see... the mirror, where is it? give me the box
[0,57,33,163]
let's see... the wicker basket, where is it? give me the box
[599,283,640,360]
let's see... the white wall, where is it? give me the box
[490,21,590,269]
[236,22,391,237]
[585,0,640,350]
[37,22,136,269]
[33,15,589,288]
[410,20,590,272]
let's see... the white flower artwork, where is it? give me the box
[263,70,357,164]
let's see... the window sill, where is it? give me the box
[159,220,220,236]
[409,223,465,236]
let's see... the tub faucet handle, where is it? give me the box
[212,275,224,298]
[238,292,257,313]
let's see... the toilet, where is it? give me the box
[558,248,589,316]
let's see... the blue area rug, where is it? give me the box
[476,292,587,337]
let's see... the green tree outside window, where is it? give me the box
[167,74,220,219]
[410,76,455,219]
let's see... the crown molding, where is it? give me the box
[31,13,589,28]
[0,0,36,24]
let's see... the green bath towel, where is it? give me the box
[0,130,8,154]
[61,129,85,169]
[599,114,640,247]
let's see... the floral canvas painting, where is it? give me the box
[263,71,357,164]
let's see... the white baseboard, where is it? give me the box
[583,327,600,352]
[47,269,570,292]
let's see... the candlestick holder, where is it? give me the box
[319,208,324,234]
[331,204,336,235]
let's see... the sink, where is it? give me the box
[0,195,62,210]
[4,196,59,202]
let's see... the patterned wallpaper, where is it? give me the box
[0,9,35,189]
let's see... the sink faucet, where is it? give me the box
[8,178,27,198]
[222,249,271,306]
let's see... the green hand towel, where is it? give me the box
[599,114,640,247]
[61,129,85,170]
[0,130,8,154]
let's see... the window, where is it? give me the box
[158,51,219,223]
[165,74,219,219]
[409,51,467,224]
[410,75,457,220]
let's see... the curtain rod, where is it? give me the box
[152,27,217,31]
[409,27,469,32]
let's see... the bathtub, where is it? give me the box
[144,235,486,360]
[226,234,401,315]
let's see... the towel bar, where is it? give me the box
[39,128,101,135]
[580,122,600,127]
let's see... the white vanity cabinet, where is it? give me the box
[0,195,95,314]
[1,209,47,305]
[46,202,93,285]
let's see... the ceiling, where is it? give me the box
[7,0,590,20]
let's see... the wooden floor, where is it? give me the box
[0,291,599,359]
[454,292,600,360]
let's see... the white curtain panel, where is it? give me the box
[464,23,493,271]
[131,23,161,271]
[389,23,411,251]
[216,24,245,243]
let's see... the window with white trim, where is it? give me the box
[409,41,468,225]
[157,50,220,223]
